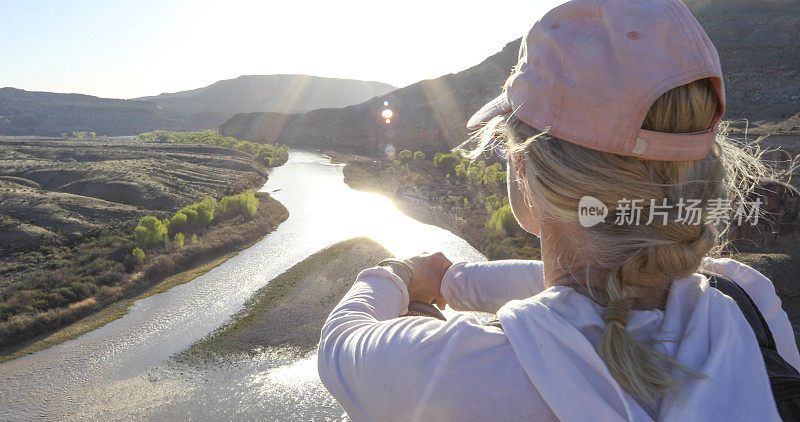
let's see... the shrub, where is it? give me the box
[414,151,426,160]
[398,150,413,161]
[144,255,176,281]
[132,247,145,262]
[173,233,185,248]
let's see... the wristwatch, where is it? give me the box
[377,258,413,288]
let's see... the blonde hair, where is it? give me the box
[462,79,774,401]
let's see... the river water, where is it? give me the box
[0,150,484,421]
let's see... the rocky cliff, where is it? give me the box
[220,0,800,153]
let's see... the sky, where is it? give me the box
[0,0,563,99]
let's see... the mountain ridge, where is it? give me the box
[135,74,396,118]
[0,75,396,136]
[220,0,800,153]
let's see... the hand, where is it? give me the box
[404,252,452,310]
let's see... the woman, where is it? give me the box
[318,0,800,420]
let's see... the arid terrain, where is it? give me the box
[0,136,267,252]
[0,135,292,354]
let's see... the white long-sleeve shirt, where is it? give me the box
[318,258,799,421]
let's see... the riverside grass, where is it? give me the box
[0,253,235,364]
[0,194,289,363]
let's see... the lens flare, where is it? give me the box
[384,143,396,160]
[381,109,393,119]
[385,118,391,124]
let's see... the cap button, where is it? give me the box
[627,31,640,40]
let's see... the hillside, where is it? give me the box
[0,136,267,251]
[0,88,215,136]
[220,40,519,152]
[220,0,800,153]
[137,74,396,118]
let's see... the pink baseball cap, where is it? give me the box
[467,0,726,161]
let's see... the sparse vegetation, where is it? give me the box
[0,191,288,354]
[70,131,97,139]
[138,130,289,167]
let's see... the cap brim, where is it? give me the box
[467,93,512,130]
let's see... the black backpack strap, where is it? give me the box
[484,271,800,419]
[700,270,778,351]
[702,271,800,421]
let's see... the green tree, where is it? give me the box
[414,151,426,160]
[467,164,483,184]
[486,204,515,238]
[178,207,198,229]
[137,130,288,168]
[194,197,216,225]
[485,195,502,213]
[483,163,505,186]
[433,153,460,174]
[398,150,413,162]
[134,216,168,247]
[168,212,188,236]
[455,162,467,178]
[218,191,259,219]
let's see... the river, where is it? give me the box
[0,150,485,421]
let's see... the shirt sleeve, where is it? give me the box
[440,260,546,313]
[701,257,800,370]
[317,266,552,421]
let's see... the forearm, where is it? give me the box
[441,260,546,313]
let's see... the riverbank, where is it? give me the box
[0,193,289,363]
[338,152,540,259]
[337,152,800,343]
[340,155,465,236]
[182,237,391,361]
